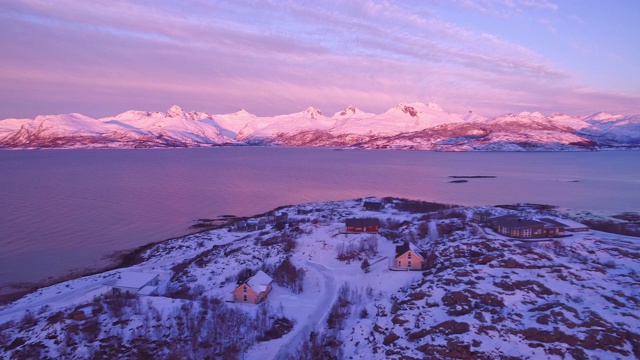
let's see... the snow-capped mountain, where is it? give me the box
[1,103,638,150]
[236,106,338,142]
[578,112,640,146]
[0,106,232,148]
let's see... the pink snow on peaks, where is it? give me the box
[303,107,322,119]
[332,105,375,119]
[165,105,186,119]
[335,105,358,117]
[1,102,639,149]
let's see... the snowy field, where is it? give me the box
[0,198,639,359]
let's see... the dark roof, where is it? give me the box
[539,218,567,228]
[346,218,380,227]
[493,217,545,229]
[490,214,519,222]
[363,201,383,210]
[395,241,423,259]
[474,211,492,216]
[395,241,411,258]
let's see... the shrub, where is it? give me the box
[418,222,429,238]
[445,210,467,220]
[257,317,294,341]
[46,311,65,326]
[282,236,297,253]
[236,267,254,285]
[287,331,343,360]
[360,308,369,318]
[384,218,405,230]
[437,220,465,236]
[361,259,371,273]
[80,318,101,342]
[19,311,38,331]
[390,299,400,314]
[273,258,305,293]
[327,284,352,329]
[390,198,453,213]
[0,320,15,348]
[261,232,298,253]
[164,284,194,300]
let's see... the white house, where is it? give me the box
[105,272,159,296]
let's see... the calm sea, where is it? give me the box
[1,148,639,291]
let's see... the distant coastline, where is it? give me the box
[2,103,639,151]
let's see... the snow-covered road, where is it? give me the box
[268,261,337,360]
[428,220,438,242]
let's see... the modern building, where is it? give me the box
[105,272,159,296]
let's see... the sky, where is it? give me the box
[1,0,639,119]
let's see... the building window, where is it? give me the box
[243,295,247,302]
[397,261,401,267]
[243,286,247,293]
[408,252,412,259]
[408,261,412,268]
[522,228,532,237]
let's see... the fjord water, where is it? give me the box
[1,148,639,292]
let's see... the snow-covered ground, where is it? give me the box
[1,198,638,359]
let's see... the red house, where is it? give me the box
[345,218,380,233]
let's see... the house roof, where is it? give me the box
[395,241,424,260]
[490,214,519,222]
[474,211,492,217]
[552,218,589,230]
[493,217,545,229]
[246,270,273,293]
[106,272,158,290]
[138,286,158,296]
[346,218,380,227]
[363,200,383,209]
[539,218,568,228]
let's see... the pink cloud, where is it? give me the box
[0,0,637,119]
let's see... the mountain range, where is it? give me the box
[1,102,639,151]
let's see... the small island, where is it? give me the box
[448,175,497,179]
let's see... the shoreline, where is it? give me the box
[0,239,162,306]
[2,201,638,307]
[0,219,237,306]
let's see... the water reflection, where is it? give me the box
[0,148,638,289]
